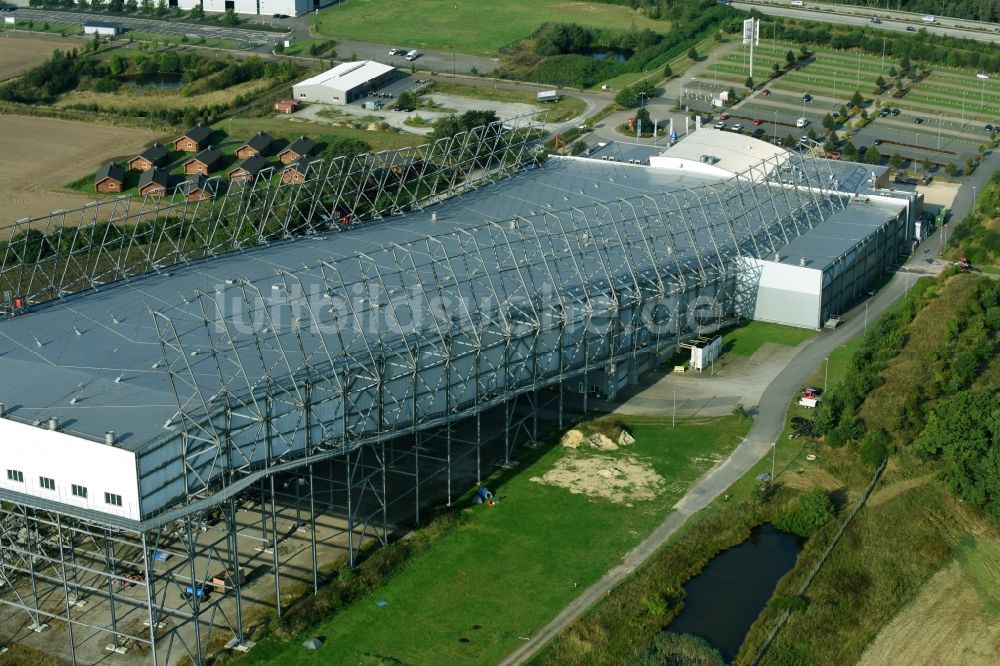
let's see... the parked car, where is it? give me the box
[719,113,730,120]
[272,13,289,19]
[891,107,901,116]
[790,0,804,6]
[873,138,884,145]
[845,101,854,109]
[905,26,917,31]
[752,127,765,138]
[878,108,890,117]
[752,118,763,126]
[922,15,936,23]
[984,124,994,132]
[870,17,881,24]
[761,88,771,96]
[405,50,421,61]
[802,93,812,103]
[796,117,809,128]
[914,117,924,124]
[388,48,406,56]
[715,121,727,129]
[732,123,744,132]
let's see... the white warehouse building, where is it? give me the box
[292,60,397,105]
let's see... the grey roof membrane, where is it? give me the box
[0,157,866,451]
[772,199,903,271]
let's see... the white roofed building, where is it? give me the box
[292,61,396,105]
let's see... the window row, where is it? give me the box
[6,470,123,507]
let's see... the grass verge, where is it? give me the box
[229,415,750,666]
[721,320,817,357]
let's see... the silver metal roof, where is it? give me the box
[0,157,846,452]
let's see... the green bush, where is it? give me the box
[774,488,835,538]
[860,429,889,467]
[628,632,724,666]
[768,594,810,611]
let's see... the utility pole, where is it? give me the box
[824,356,829,392]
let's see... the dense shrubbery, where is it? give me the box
[500,1,737,87]
[0,50,83,104]
[614,79,656,107]
[948,169,1000,266]
[627,632,725,666]
[773,488,836,538]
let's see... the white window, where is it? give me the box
[40,476,55,491]
[6,469,23,483]
[72,484,88,499]
[105,493,123,507]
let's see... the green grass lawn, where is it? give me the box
[312,0,666,56]
[721,320,817,357]
[234,414,749,666]
[421,80,587,123]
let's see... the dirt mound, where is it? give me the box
[618,430,636,446]
[530,454,664,503]
[560,430,584,448]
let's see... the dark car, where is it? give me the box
[802,93,812,102]
[874,138,884,145]
[272,13,289,19]
[871,17,881,24]
[985,124,994,132]
[0,4,16,11]
[891,107,901,116]
[879,108,890,117]
[914,117,924,124]
[906,26,917,31]
[846,101,854,109]
[752,127,765,138]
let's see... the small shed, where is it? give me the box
[94,162,125,193]
[84,21,123,37]
[228,155,269,184]
[177,174,214,202]
[128,143,169,172]
[274,99,299,114]
[280,157,314,185]
[236,132,274,160]
[278,136,317,165]
[182,147,223,176]
[174,123,213,153]
[137,167,169,197]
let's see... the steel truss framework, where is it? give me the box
[0,115,539,310]
[0,137,853,664]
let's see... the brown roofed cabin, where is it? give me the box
[138,167,169,197]
[128,143,169,171]
[182,147,223,176]
[281,157,314,185]
[236,132,274,160]
[174,123,213,153]
[178,174,214,202]
[94,162,125,193]
[274,99,299,114]
[228,155,269,184]
[278,136,316,165]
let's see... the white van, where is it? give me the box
[405,50,420,61]
[922,15,936,23]
[790,0,804,6]
[796,117,809,128]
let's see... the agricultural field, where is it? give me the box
[856,537,1000,666]
[231,415,750,666]
[0,35,66,82]
[312,0,666,55]
[0,115,158,227]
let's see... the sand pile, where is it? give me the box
[531,454,664,503]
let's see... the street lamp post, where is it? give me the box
[773,110,778,143]
[639,91,647,108]
[824,357,829,392]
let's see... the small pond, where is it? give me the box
[664,524,802,662]
[587,48,632,63]
[120,72,185,89]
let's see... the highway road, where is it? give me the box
[734,1,1000,44]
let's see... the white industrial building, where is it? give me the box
[83,20,123,36]
[292,60,396,105]
[648,129,913,329]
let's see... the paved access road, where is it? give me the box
[733,1,1000,43]
[11,6,283,46]
[499,234,946,665]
